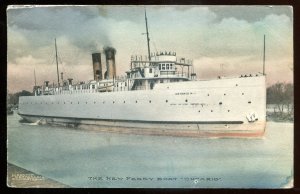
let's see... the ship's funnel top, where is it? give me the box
[103,46,117,79]
[92,52,102,81]
[103,46,116,59]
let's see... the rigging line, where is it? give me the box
[149,29,159,53]
[50,53,55,65]
[57,51,67,79]
[49,46,56,65]
[151,40,158,53]
[58,52,63,64]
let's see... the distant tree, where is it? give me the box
[284,83,294,114]
[7,90,33,105]
[267,83,293,115]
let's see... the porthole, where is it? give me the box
[113,101,115,104]
[136,100,138,103]
[124,101,126,103]
[224,93,226,96]
[248,101,251,104]
[236,84,238,86]
[149,100,152,103]
[166,100,168,103]
[185,99,188,102]
[228,110,230,112]
[242,93,244,95]
[219,102,222,105]
[207,94,210,96]
[211,110,213,112]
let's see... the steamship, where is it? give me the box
[18,11,266,138]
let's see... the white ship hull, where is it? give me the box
[18,76,266,137]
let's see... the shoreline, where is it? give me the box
[7,163,70,188]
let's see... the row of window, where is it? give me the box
[159,63,174,71]
[72,82,128,90]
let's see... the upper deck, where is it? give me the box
[33,51,197,96]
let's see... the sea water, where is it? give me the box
[7,112,293,188]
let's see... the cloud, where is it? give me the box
[7,5,293,93]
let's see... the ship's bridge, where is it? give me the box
[127,51,196,90]
[130,51,194,79]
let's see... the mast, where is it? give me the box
[55,38,60,85]
[263,34,266,75]
[144,9,151,61]
[34,69,36,87]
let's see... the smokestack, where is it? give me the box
[92,52,103,81]
[68,78,73,85]
[104,46,116,80]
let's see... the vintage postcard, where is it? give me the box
[7,5,293,188]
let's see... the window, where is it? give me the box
[159,64,161,70]
[160,79,163,83]
[166,64,169,70]
[162,64,165,70]
[92,85,95,89]
[170,64,173,69]
[149,68,152,73]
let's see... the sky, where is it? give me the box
[7,5,293,93]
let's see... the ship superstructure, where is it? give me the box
[18,10,266,138]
